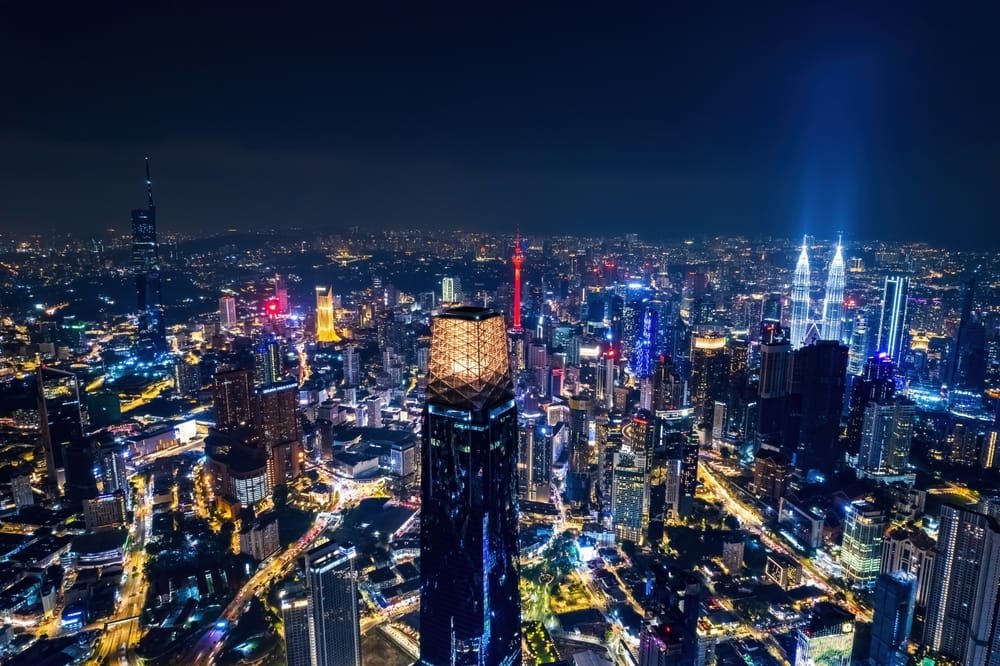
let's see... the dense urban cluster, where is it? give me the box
[1,167,1000,666]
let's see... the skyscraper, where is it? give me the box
[689,332,728,424]
[213,368,255,430]
[37,366,84,495]
[421,307,520,666]
[254,334,283,386]
[856,398,915,476]
[566,394,592,506]
[304,542,361,666]
[876,274,909,366]
[923,505,1000,665]
[342,344,360,387]
[845,354,896,456]
[280,590,313,666]
[793,340,848,477]
[821,241,845,342]
[870,570,916,666]
[315,286,341,343]
[840,500,886,589]
[789,240,811,349]
[131,157,165,348]
[219,294,237,329]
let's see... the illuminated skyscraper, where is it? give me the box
[841,500,887,589]
[789,240,811,349]
[254,334,283,386]
[304,542,361,666]
[421,307,520,665]
[857,398,915,475]
[924,505,1000,665]
[689,332,728,424]
[219,294,237,329]
[213,368,255,430]
[274,274,289,314]
[877,274,909,365]
[131,157,165,348]
[315,286,340,343]
[821,241,845,342]
[280,590,313,666]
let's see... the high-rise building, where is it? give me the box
[83,492,127,530]
[845,354,895,456]
[790,240,811,349]
[821,241,846,342]
[876,274,909,366]
[36,366,84,494]
[923,505,1000,665]
[254,335,283,386]
[63,437,99,510]
[857,398,915,476]
[566,394,592,506]
[131,158,165,348]
[881,527,936,637]
[274,274,289,315]
[219,294,237,329]
[794,603,855,666]
[95,437,128,496]
[870,570,916,666]
[304,542,361,666]
[651,355,685,413]
[281,590,313,666]
[315,286,341,343]
[689,332,728,424]
[213,368,255,430]
[947,273,979,388]
[342,344,360,387]
[793,340,848,477]
[12,474,34,511]
[421,307,520,665]
[255,381,302,487]
[611,450,646,544]
[840,500,887,589]
[756,329,790,451]
[441,276,461,304]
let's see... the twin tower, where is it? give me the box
[790,238,846,349]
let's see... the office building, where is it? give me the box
[793,340,848,477]
[857,398,915,476]
[923,505,1000,665]
[281,590,313,666]
[881,527,936,612]
[219,294,237,328]
[421,307,520,665]
[316,286,341,343]
[254,334,283,386]
[845,354,895,456]
[566,394,592,506]
[821,241,845,342]
[789,241,811,349]
[12,474,34,511]
[95,437,128,495]
[876,274,909,366]
[342,344,360,387]
[755,329,790,450]
[841,500,886,589]
[131,158,165,348]
[794,603,855,666]
[689,332,728,424]
[869,570,916,666]
[722,532,744,573]
[305,542,361,666]
[83,492,127,530]
[37,366,84,495]
[214,368,255,430]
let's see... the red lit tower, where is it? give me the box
[511,233,524,331]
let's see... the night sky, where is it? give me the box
[1,3,998,246]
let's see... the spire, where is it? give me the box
[822,238,846,342]
[790,237,811,349]
[145,157,154,208]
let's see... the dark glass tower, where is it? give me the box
[131,158,165,349]
[421,307,521,666]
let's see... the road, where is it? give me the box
[697,456,872,622]
[86,478,153,665]
[185,467,379,665]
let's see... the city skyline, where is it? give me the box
[2,6,1000,666]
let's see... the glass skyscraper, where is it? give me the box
[421,307,521,666]
[304,542,361,666]
[131,158,165,349]
[876,274,909,366]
